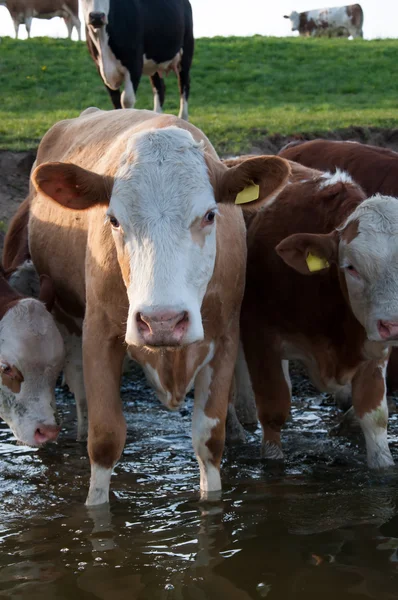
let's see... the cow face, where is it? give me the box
[0,298,64,447]
[284,11,300,31]
[276,195,398,345]
[33,126,290,349]
[81,0,109,29]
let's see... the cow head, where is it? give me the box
[284,11,300,31]
[276,195,398,345]
[0,277,64,447]
[33,126,290,349]
[81,0,108,29]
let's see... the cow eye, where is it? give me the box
[346,264,360,278]
[109,216,120,228]
[0,363,11,375]
[203,210,216,225]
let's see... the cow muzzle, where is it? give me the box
[135,309,190,347]
[377,320,398,341]
[88,11,106,28]
[34,423,61,446]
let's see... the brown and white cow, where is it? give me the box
[279,139,398,394]
[284,4,363,38]
[15,107,289,505]
[0,266,64,447]
[0,0,81,39]
[231,157,397,469]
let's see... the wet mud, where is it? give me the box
[0,363,397,599]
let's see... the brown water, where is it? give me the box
[0,367,398,599]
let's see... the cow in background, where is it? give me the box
[284,4,363,38]
[0,0,81,39]
[83,0,194,119]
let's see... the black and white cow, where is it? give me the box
[83,0,194,120]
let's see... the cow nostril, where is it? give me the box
[136,312,151,333]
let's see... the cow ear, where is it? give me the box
[32,162,112,210]
[209,155,290,210]
[38,274,55,313]
[276,231,338,275]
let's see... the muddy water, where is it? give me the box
[0,366,398,599]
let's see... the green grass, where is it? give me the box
[1,35,398,153]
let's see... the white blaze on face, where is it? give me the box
[0,299,65,446]
[108,127,219,348]
[339,195,398,343]
[289,11,300,31]
[81,0,109,25]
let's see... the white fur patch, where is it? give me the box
[319,169,354,189]
[192,363,221,492]
[86,464,113,506]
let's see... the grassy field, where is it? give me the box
[1,35,398,154]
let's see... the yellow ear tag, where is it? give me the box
[235,183,260,205]
[306,252,329,272]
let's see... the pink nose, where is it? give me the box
[34,424,60,445]
[378,320,398,340]
[136,310,189,346]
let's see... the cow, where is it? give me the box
[0,0,81,39]
[279,139,398,394]
[229,156,398,470]
[10,107,290,505]
[82,0,194,119]
[0,264,64,447]
[284,4,363,38]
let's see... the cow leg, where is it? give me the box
[121,60,142,109]
[150,73,165,114]
[177,35,193,121]
[25,18,32,38]
[233,340,257,427]
[242,315,290,458]
[13,20,19,39]
[64,16,73,39]
[351,357,394,469]
[84,314,126,506]
[105,85,122,109]
[62,331,87,441]
[192,332,239,496]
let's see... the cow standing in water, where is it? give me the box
[9,107,290,505]
[0,0,81,39]
[230,156,398,469]
[284,4,363,38]
[83,0,194,119]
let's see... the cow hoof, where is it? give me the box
[225,405,247,444]
[368,452,394,470]
[261,441,284,460]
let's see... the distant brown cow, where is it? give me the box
[284,4,363,38]
[0,0,81,39]
[232,157,398,469]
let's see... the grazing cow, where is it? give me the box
[0,265,64,447]
[230,156,398,469]
[16,107,289,505]
[0,0,81,39]
[284,4,363,38]
[279,139,398,394]
[82,0,194,118]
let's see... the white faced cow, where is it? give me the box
[16,107,290,505]
[0,269,64,447]
[82,0,194,119]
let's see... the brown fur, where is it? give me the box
[279,139,398,198]
[1,366,24,394]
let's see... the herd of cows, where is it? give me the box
[0,0,395,507]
